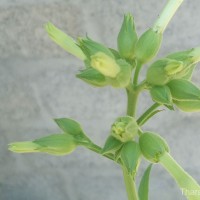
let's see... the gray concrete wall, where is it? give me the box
[1,0,200,199]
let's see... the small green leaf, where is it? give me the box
[54,118,91,144]
[138,164,153,200]
[150,85,172,105]
[120,141,141,174]
[101,136,123,155]
[168,79,200,101]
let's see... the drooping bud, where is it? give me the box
[146,58,183,85]
[111,116,139,142]
[76,68,108,87]
[45,22,86,60]
[173,99,200,112]
[90,52,120,78]
[117,13,138,59]
[167,79,200,101]
[8,134,77,156]
[139,132,169,163]
[135,28,162,64]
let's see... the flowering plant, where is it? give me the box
[9,0,200,199]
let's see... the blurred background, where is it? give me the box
[1,0,200,199]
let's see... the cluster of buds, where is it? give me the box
[146,48,200,112]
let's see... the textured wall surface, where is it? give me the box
[1,0,200,200]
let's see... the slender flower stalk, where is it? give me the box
[153,0,184,33]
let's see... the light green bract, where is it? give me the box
[9,0,200,200]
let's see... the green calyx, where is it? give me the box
[111,116,139,143]
[78,37,114,59]
[117,13,138,59]
[135,28,163,64]
[8,134,77,156]
[139,132,169,163]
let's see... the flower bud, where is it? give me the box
[117,13,138,59]
[111,116,139,142]
[173,99,200,112]
[90,52,120,78]
[167,79,200,101]
[139,132,169,163]
[78,38,114,59]
[135,28,162,64]
[146,58,183,85]
[45,22,86,60]
[9,134,77,156]
[76,67,108,87]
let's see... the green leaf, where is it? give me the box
[167,79,200,101]
[138,164,153,200]
[54,118,91,144]
[150,85,172,105]
[101,136,123,155]
[120,141,141,174]
[173,99,200,112]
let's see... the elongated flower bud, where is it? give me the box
[139,132,169,163]
[111,116,139,142]
[135,28,162,64]
[160,152,200,200]
[146,58,183,85]
[117,13,138,59]
[167,79,200,101]
[173,100,200,112]
[9,134,77,156]
[45,22,86,60]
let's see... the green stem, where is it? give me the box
[133,62,142,86]
[160,152,200,200]
[153,0,184,33]
[137,103,160,126]
[126,81,146,117]
[122,167,139,200]
[85,143,116,161]
[126,88,139,117]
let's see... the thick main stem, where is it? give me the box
[122,167,139,200]
[153,0,184,33]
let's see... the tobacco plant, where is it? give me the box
[9,0,200,199]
